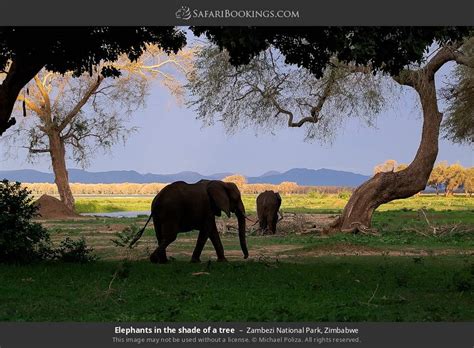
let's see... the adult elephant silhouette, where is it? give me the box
[130,180,249,263]
[256,190,282,234]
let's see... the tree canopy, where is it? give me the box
[443,38,474,144]
[0,27,186,135]
[189,26,474,232]
[192,27,471,77]
[187,44,390,141]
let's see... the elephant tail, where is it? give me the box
[129,214,153,248]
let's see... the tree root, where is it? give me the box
[325,217,379,236]
[341,222,380,235]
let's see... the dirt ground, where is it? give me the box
[218,213,336,234]
[38,212,473,261]
[35,195,80,219]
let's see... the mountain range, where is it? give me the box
[0,168,370,187]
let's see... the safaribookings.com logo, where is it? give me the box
[175,6,300,20]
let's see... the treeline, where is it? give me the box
[22,181,351,196]
[374,160,473,196]
[20,163,473,197]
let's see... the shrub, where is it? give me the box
[307,190,327,199]
[338,190,352,199]
[55,237,97,263]
[112,224,141,248]
[0,180,52,263]
[451,267,473,292]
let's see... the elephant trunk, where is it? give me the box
[236,201,249,259]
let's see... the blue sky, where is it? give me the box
[0,62,472,177]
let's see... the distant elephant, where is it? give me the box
[256,190,282,234]
[130,180,249,263]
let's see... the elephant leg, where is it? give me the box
[191,230,208,263]
[150,222,177,264]
[268,214,278,234]
[270,214,278,234]
[152,216,162,244]
[208,223,226,262]
[266,214,275,235]
[259,214,267,233]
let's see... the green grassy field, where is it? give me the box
[75,194,474,214]
[1,256,472,321]
[2,194,473,322]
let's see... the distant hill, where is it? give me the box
[0,169,231,184]
[248,168,369,186]
[0,168,370,187]
[259,170,281,177]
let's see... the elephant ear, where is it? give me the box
[207,181,231,218]
[276,192,282,206]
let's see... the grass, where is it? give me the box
[39,208,474,259]
[1,256,472,322]
[74,194,474,214]
[2,194,471,322]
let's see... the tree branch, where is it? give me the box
[425,42,465,75]
[23,146,50,153]
[0,57,44,135]
[58,75,104,131]
[250,67,339,128]
[392,69,417,87]
[33,75,51,116]
[16,94,46,118]
[453,51,474,68]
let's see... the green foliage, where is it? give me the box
[112,224,141,248]
[0,27,186,77]
[451,267,473,292]
[54,237,97,263]
[75,194,474,215]
[193,27,470,77]
[443,37,474,144]
[0,180,52,263]
[187,44,389,141]
[306,190,328,199]
[0,27,186,134]
[337,190,352,199]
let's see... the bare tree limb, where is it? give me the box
[58,76,104,131]
[33,75,51,116]
[16,94,44,116]
[22,146,50,153]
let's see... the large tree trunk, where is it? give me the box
[330,70,441,233]
[48,131,75,212]
[0,58,44,135]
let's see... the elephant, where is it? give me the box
[256,190,282,234]
[130,180,249,263]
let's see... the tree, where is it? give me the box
[464,167,474,196]
[0,180,51,263]
[190,27,474,233]
[373,160,407,175]
[443,38,474,144]
[222,174,247,190]
[188,46,387,141]
[0,27,186,135]
[5,46,194,211]
[443,163,466,196]
[278,181,298,194]
[428,161,448,195]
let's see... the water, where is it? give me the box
[80,211,149,218]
